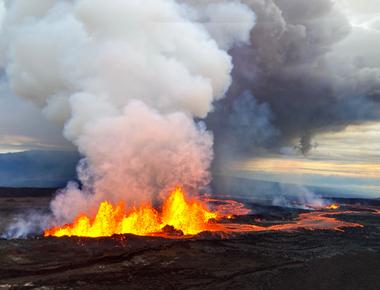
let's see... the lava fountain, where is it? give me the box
[44,187,217,238]
[326,204,340,210]
[44,187,363,238]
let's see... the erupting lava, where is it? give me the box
[326,204,340,210]
[44,188,364,239]
[44,187,217,238]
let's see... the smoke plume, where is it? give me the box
[201,0,380,156]
[272,184,327,210]
[0,0,255,228]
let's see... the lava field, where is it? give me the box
[1,191,380,289]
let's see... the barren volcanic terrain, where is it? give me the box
[1,188,380,290]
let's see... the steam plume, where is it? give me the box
[0,0,255,227]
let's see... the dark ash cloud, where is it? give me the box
[204,0,380,156]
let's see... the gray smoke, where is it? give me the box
[272,184,327,209]
[207,91,279,167]
[202,0,380,156]
[2,211,51,239]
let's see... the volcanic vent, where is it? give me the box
[43,186,363,239]
[44,187,218,238]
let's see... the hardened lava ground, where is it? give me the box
[1,189,380,290]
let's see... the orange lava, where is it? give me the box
[208,211,363,233]
[44,187,365,238]
[202,196,251,217]
[44,187,217,237]
[326,204,340,210]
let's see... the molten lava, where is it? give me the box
[202,196,251,217]
[326,204,340,210]
[44,188,365,239]
[209,211,363,233]
[44,187,217,238]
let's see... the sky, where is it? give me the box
[0,82,72,153]
[0,94,73,153]
[227,124,380,197]
[0,0,379,197]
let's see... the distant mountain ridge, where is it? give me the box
[0,150,80,187]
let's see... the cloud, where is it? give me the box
[0,150,79,187]
[227,156,380,197]
[312,122,380,163]
[0,82,72,152]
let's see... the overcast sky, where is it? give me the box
[0,83,73,153]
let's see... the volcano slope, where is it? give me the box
[1,190,380,290]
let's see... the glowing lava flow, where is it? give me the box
[209,211,363,233]
[44,188,365,238]
[202,196,251,218]
[44,187,217,237]
[326,204,340,210]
